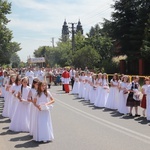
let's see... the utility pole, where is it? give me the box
[51,37,55,48]
[69,23,77,53]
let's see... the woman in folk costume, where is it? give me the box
[98,73,109,108]
[105,73,119,110]
[78,71,85,98]
[118,75,129,115]
[126,76,141,117]
[9,77,31,132]
[33,81,54,142]
[9,75,22,120]
[71,72,80,95]
[89,74,98,104]
[2,74,16,118]
[61,68,70,93]
[141,77,150,117]
[94,73,103,107]
[27,78,39,136]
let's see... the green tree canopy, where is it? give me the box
[73,45,100,69]
[111,0,150,58]
[10,52,21,68]
[140,14,150,60]
[0,0,21,65]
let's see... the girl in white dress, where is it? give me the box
[71,72,80,95]
[78,72,85,98]
[9,77,31,132]
[105,73,119,110]
[84,72,92,101]
[89,74,98,104]
[9,75,22,120]
[33,81,55,142]
[94,73,103,107]
[118,75,129,114]
[2,74,16,118]
[99,73,109,108]
[82,72,88,99]
[28,78,39,136]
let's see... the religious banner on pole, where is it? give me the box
[27,57,45,63]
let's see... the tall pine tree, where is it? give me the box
[111,0,150,59]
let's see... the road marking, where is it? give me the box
[52,94,150,144]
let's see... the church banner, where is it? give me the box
[28,57,45,63]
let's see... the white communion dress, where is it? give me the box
[33,91,54,142]
[9,85,31,132]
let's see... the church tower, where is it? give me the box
[62,19,69,42]
[76,20,83,34]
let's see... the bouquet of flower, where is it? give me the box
[133,89,141,101]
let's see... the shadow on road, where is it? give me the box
[0,98,4,114]
[0,107,4,114]
[120,115,135,119]
[0,118,11,123]
[0,130,20,135]
[2,126,9,130]
[0,115,5,119]
[134,117,150,125]
[14,140,40,148]
[14,140,51,148]
[92,106,105,110]
[10,134,33,141]
[110,111,124,117]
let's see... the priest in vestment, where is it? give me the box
[61,68,70,93]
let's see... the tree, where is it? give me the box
[111,0,150,58]
[140,15,150,60]
[85,24,113,69]
[34,46,46,57]
[56,40,72,66]
[33,40,72,67]
[73,45,100,69]
[0,1,21,65]
[0,0,12,64]
[74,32,85,51]
[10,52,21,68]
[101,19,113,37]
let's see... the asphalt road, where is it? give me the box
[0,85,150,150]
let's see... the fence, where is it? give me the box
[107,74,150,86]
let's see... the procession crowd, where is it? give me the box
[0,66,150,144]
[61,67,150,120]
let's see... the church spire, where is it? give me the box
[62,19,69,42]
[76,19,83,34]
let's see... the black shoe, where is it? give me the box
[128,113,133,116]
[134,114,140,117]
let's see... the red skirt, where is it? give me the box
[64,84,70,93]
[141,94,146,109]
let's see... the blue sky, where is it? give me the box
[7,0,114,62]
